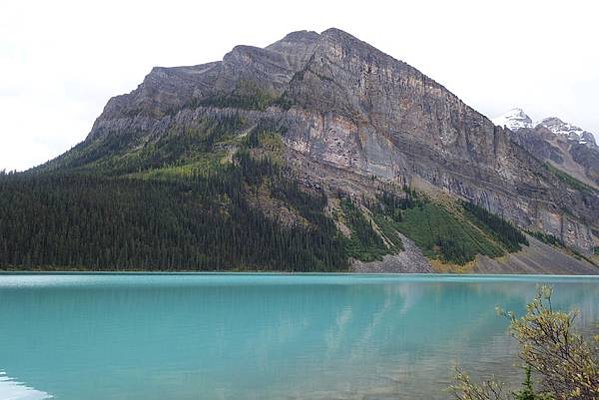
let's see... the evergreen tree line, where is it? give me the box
[462,201,529,252]
[340,198,390,262]
[0,154,347,271]
[372,189,527,264]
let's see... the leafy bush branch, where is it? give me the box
[450,285,599,400]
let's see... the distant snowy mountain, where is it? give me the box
[492,108,599,189]
[491,108,534,131]
[537,117,597,148]
[492,109,597,148]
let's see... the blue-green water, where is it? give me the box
[0,274,598,400]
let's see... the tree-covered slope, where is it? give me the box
[1,115,532,271]
[0,121,532,271]
[1,124,347,271]
[1,28,597,272]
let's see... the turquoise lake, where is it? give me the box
[0,274,598,400]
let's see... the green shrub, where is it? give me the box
[451,286,599,400]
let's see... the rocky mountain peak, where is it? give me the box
[264,30,320,56]
[320,27,357,39]
[269,30,320,44]
[51,28,598,255]
[492,108,534,131]
[538,117,597,147]
[493,109,598,149]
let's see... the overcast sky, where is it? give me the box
[1,0,598,171]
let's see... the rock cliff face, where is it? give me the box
[493,109,599,189]
[51,28,598,254]
[507,124,599,189]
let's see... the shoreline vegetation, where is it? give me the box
[450,285,599,400]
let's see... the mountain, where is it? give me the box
[538,117,597,148]
[492,108,534,131]
[493,109,597,148]
[492,109,599,188]
[1,28,597,273]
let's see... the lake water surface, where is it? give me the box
[0,273,598,400]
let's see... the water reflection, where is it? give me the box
[0,274,597,399]
[0,371,52,400]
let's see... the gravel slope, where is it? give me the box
[474,235,598,275]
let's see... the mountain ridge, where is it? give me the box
[492,108,599,189]
[492,108,598,147]
[40,28,599,253]
[6,28,597,272]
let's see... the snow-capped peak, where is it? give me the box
[492,108,534,131]
[537,117,597,148]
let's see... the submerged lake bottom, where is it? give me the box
[0,273,598,400]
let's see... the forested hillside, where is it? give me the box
[1,28,596,272]
[0,132,529,271]
[0,154,347,271]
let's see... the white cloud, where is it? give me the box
[1,0,598,170]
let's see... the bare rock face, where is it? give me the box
[499,115,599,189]
[65,28,599,253]
[494,109,599,189]
[570,144,599,184]
[90,30,320,139]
